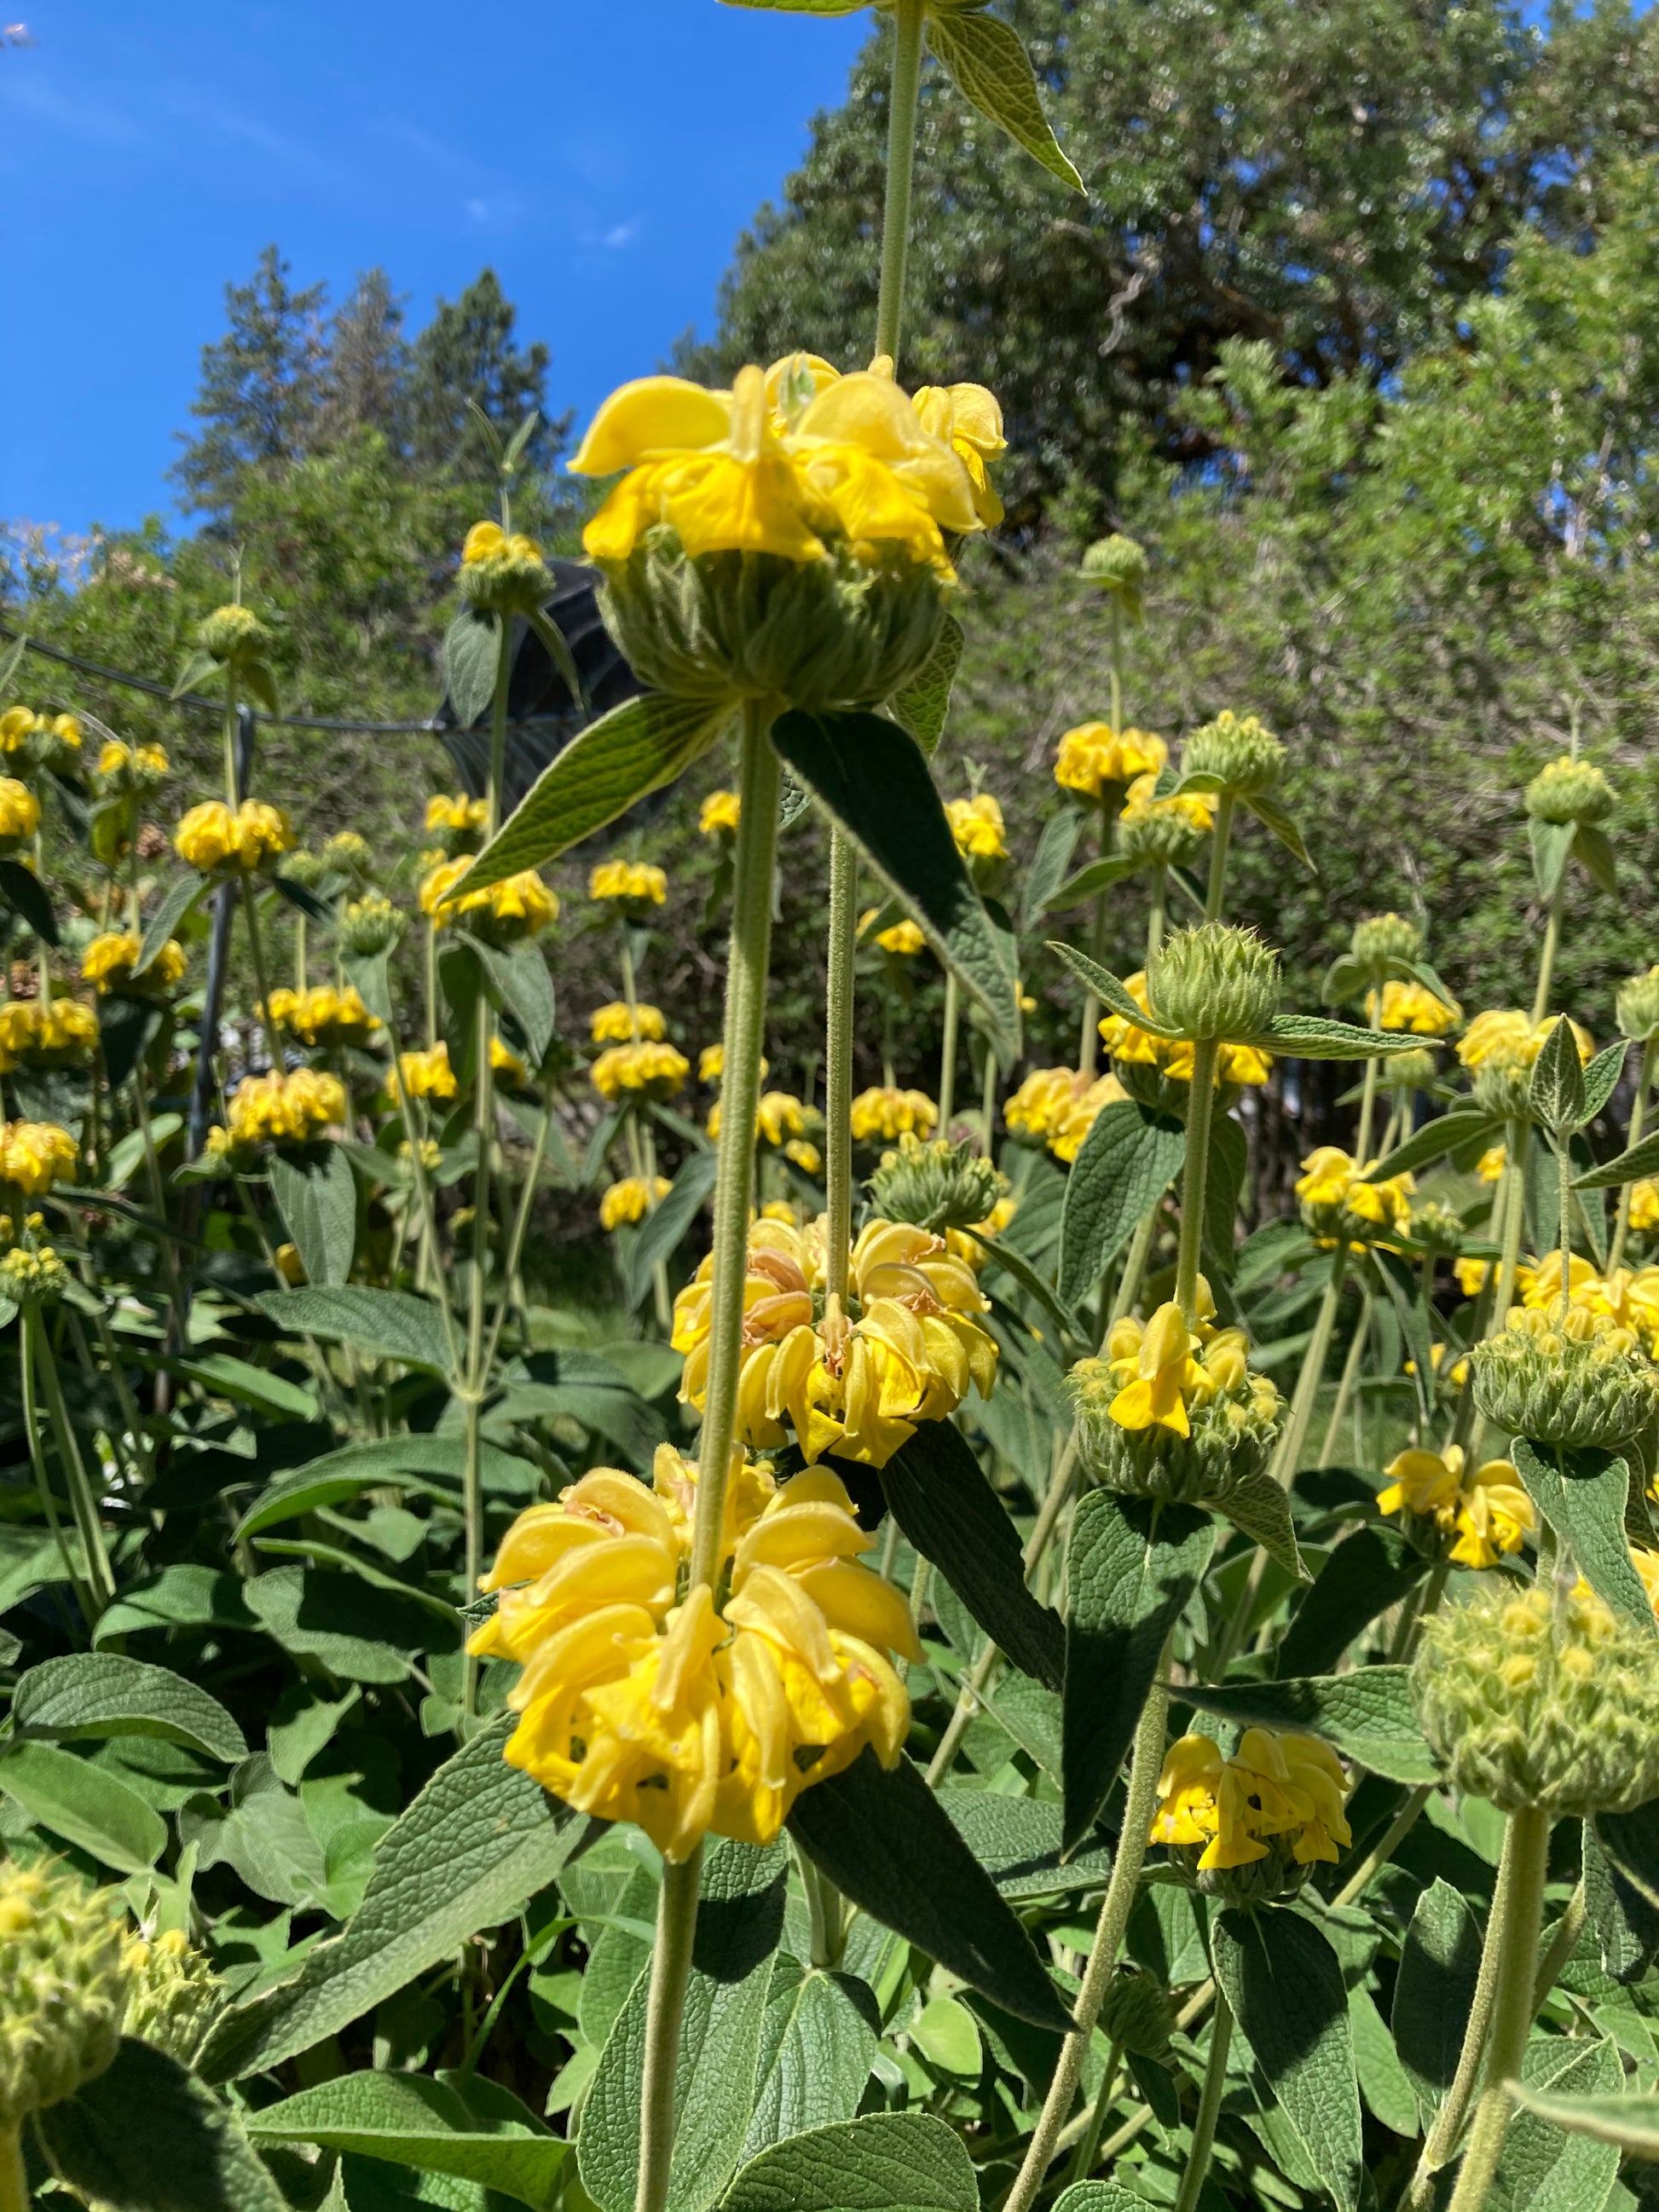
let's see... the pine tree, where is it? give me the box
[318,269,411,451]
[171,245,327,520]
[407,269,562,482]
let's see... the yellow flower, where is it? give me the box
[590,1001,667,1044]
[1098,971,1270,1089]
[1378,979,1460,1036]
[1151,1729,1351,1871]
[708,1091,812,1149]
[470,1449,915,1859]
[0,1120,77,1196]
[1004,1066,1078,1144]
[398,1044,459,1103]
[784,1138,822,1174]
[0,707,33,754]
[1457,1009,1592,1072]
[81,931,187,995]
[1120,771,1216,835]
[1050,1072,1129,1164]
[275,1241,306,1285]
[0,997,97,1073]
[599,1175,672,1231]
[419,858,558,940]
[458,522,552,614]
[490,1037,529,1088]
[1630,1181,1659,1233]
[946,1193,1017,1270]
[1054,724,1166,798]
[910,382,1008,527]
[849,1087,937,1143]
[0,778,39,851]
[1378,1443,1535,1570]
[263,984,380,1049]
[589,859,668,907]
[700,789,741,839]
[1294,1146,1413,1246]
[591,1041,690,1103]
[859,907,926,958]
[571,361,983,577]
[426,792,488,835]
[174,799,293,875]
[945,794,1007,862]
[1103,1301,1205,1436]
[1477,1143,1507,1185]
[673,1215,999,1469]
[95,739,169,790]
[224,1067,346,1151]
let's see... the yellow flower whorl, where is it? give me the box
[174,799,292,875]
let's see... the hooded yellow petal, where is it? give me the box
[570,376,733,474]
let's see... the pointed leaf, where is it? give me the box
[467,933,556,1065]
[773,708,1018,1050]
[1204,1110,1248,1272]
[255,1285,452,1374]
[889,615,963,754]
[444,607,503,730]
[1044,854,1146,911]
[787,1747,1071,2031]
[1022,811,1081,932]
[1530,817,1575,901]
[937,1789,1113,1900]
[626,1149,718,1311]
[1506,2084,1659,2161]
[14,1654,246,1763]
[1321,954,1369,1008]
[1057,1100,1184,1308]
[1529,1014,1586,1135]
[1061,1493,1215,1853]
[1585,1814,1659,1983]
[1215,1908,1362,2212]
[1216,1467,1308,1582]
[269,1146,357,1290]
[1498,2035,1623,2209]
[0,1739,167,1870]
[1511,1440,1655,1632]
[1392,1877,1483,2120]
[38,2039,286,2212]
[247,2072,564,2211]
[1574,1126,1659,1192]
[1367,1108,1502,1181]
[925,5,1084,192]
[1278,1525,1427,1678]
[1244,789,1315,871]
[528,605,587,714]
[1177,1667,1436,1783]
[739,1959,879,2164]
[1252,1014,1426,1061]
[271,873,334,926]
[721,2114,978,2212]
[465,693,728,890]
[0,857,58,944]
[1048,942,1178,1035]
[137,871,208,976]
[1574,823,1620,897]
[1581,1041,1629,1125]
[171,648,220,700]
[1373,1245,1436,1426]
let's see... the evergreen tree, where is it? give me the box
[318,268,411,451]
[171,245,327,520]
[407,269,563,482]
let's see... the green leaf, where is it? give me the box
[721,2114,977,2212]
[787,1747,1071,2031]
[1581,1041,1629,1124]
[443,607,502,730]
[1505,2085,1659,2162]
[153,1351,319,1422]
[889,615,963,754]
[1048,943,1178,1036]
[1251,1014,1427,1060]
[1350,1983,1420,2137]
[1205,1111,1249,1268]
[937,1789,1113,1899]
[1574,1126,1659,1191]
[1216,1465,1308,1581]
[199,1718,581,2082]
[1244,788,1315,870]
[272,873,335,926]
[1368,1108,1503,1181]
[1530,816,1575,901]
[959,1222,1081,1346]
[1585,1813,1659,1982]
[38,2039,286,2212]
[1050,2188,1151,2212]
[171,648,220,699]
[1215,1907,1362,2212]
[1021,810,1081,932]
[1392,1877,1483,2121]
[910,1995,980,2076]
[527,604,587,714]
[924,6,1084,192]
[0,1739,166,1871]
[1530,1014,1587,1135]
[1043,854,1145,911]
[739,1958,879,2163]
[0,856,58,944]
[342,947,395,1028]
[1057,1100,1184,1308]
[772,709,1019,1052]
[1178,1667,1436,1783]
[625,1150,717,1313]
[1499,2033,1623,2209]
[1321,954,1369,1008]
[256,1285,452,1374]
[1574,822,1620,897]
[99,994,165,1091]
[137,871,208,977]
[1511,1441,1655,1632]
[875,1427,1065,1690]
[467,933,556,1066]
[465,693,727,890]
[1279,1526,1427,1678]
[1061,1493,1215,1854]
[269,1145,358,1291]
[1374,1245,1436,1427]
[247,2071,565,2211]
[244,1564,454,1682]
[580,1840,786,2212]
[14,1653,246,1762]
[235,1435,534,1540]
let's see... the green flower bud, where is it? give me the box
[1617,967,1659,1044]
[0,1247,67,1307]
[1119,797,1207,869]
[340,892,406,959]
[866,1134,1007,1235]
[198,604,272,666]
[121,1928,223,2066]
[1471,1059,1534,1123]
[0,1861,130,2123]
[1071,1343,1282,1510]
[321,830,372,880]
[598,538,948,711]
[1525,754,1614,826]
[280,848,325,889]
[1096,1966,1173,2060]
[1413,1581,1659,1816]
[1078,534,1148,620]
[1471,1305,1659,1451]
[458,523,554,618]
[1147,924,1280,1043]
[1386,1047,1440,1094]
[1181,710,1286,799]
[1350,911,1422,970]
[1408,1200,1465,1256]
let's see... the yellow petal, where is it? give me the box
[569,376,733,474]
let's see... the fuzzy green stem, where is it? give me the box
[925,1640,1000,1788]
[1079,797,1112,1075]
[1001,1640,1172,2212]
[241,878,285,1067]
[873,0,925,366]
[33,1312,115,1606]
[1203,794,1236,921]
[1108,599,1124,736]
[1411,1807,1518,2202]
[1531,1880,1585,2016]
[1332,1784,1434,1909]
[1608,1034,1656,1273]
[1174,1042,1218,1325]
[824,831,858,1313]
[294,910,308,993]
[689,701,782,1591]
[979,1037,998,1156]
[0,2124,26,2212]
[1531,880,1566,1026]
[461,995,494,1718]
[938,972,959,1133]
[1317,1292,1372,1467]
[1146,867,1167,963]
[635,1849,702,2212]
[1445,1805,1552,2212]
[1065,2038,1124,2189]
[1556,1130,1573,1322]
[1355,1051,1381,1166]
[483,1100,554,1377]
[1490,1119,1530,1329]
[1269,1241,1351,1488]
[1173,1993,1233,2212]
[1110,1202,1160,1327]
[20,1314,95,1626]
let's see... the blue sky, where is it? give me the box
[1,2,868,540]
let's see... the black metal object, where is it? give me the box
[187,705,257,1160]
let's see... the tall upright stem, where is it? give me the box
[1174,1042,1218,1324]
[1490,1119,1530,1327]
[634,1848,703,2212]
[1204,794,1236,921]
[824,834,858,1312]
[20,1316,95,1626]
[1173,1993,1234,2212]
[241,878,285,1067]
[1608,1033,1656,1273]
[1317,1292,1372,1467]
[33,1313,115,1606]
[1445,1805,1552,2212]
[1269,1242,1350,1488]
[1146,868,1166,963]
[1355,1052,1380,1166]
[1531,880,1566,1025]
[937,973,959,1132]
[873,0,926,365]
[1079,796,1111,1074]
[0,2125,27,2212]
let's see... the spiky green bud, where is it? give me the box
[321,831,372,880]
[1525,755,1614,826]
[340,892,406,959]
[1119,796,1208,869]
[120,1928,223,2066]
[866,1134,1007,1236]
[1147,925,1280,1042]
[1386,1047,1440,1094]
[279,848,324,889]
[1181,710,1286,799]
[1096,1966,1173,2060]
[458,528,554,618]
[198,604,272,666]
[1471,1305,1659,1452]
[0,1861,130,2124]
[1078,534,1148,620]
[1408,1200,1465,1256]
[0,1247,67,1307]
[1414,1582,1659,1815]
[1617,967,1659,1045]
[1350,911,1422,970]
[1071,1349,1282,1509]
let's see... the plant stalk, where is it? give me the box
[824,831,858,1314]
[20,1315,95,1626]
[1172,1992,1234,2212]
[1410,1805,1517,2203]
[938,972,959,1132]
[1444,1804,1552,2212]
[1608,1033,1656,1273]
[1530,879,1566,1025]
[0,2125,26,2212]
[873,0,926,365]
[1174,1042,1218,1324]
[634,1848,702,2212]
[33,1312,115,1606]
[1204,794,1236,921]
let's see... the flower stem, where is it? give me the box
[634,1847,703,2212]
[938,972,959,1132]
[0,2125,26,2212]
[32,1309,115,1607]
[1079,797,1111,1075]
[1268,1241,1350,1488]
[1065,2037,1124,2189]
[1203,794,1236,921]
[1317,1291,1372,1467]
[824,832,858,1316]
[1444,1804,1552,2212]
[1531,878,1566,1025]
[20,1315,95,1626]
[1490,1118,1530,1327]
[1172,1991,1234,2212]
[240,877,285,1068]
[1110,1202,1160,1326]
[979,1036,998,1156]
[874,0,926,366]
[1409,1805,1518,2204]
[1174,1042,1218,1325]
[1607,1034,1655,1273]
[1146,867,1166,963]
[689,699,782,1591]
[1001,1637,1172,2212]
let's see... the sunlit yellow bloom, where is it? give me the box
[1104,1301,1205,1436]
[711,1091,813,1147]
[1378,1442,1535,1570]
[490,1037,529,1088]
[1054,724,1166,798]
[398,1043,459,1103]
[0,708,32,754]
[699,1042,769,1086]
[275,1241,305,1286]
[1378,979,1460,1035]
[1050,1072,1129,1164]
[1630,1181,1659,1234]
[174,799,292,875]
[599,1175,673,1232]
[0,997,97,1073]
[1457,1009,1592,1072]
[471,1449,915,1859]
[426,793,488,835]
[673,1215,998,1470]
[859,907,926,958]
[224,1066,346,1152]
[80,931,186,995]
[591,1041,690,1103]
[1098,971,1270,1090]
[1004,1066,1078,1144]
[1517,1255,1659,1359]
[849,1087,937,1143]
[1633,1548,1659,1622]
[1475,1144,1506,1186]
[263,984,380,1049]
[1152,1729,1351,1871]
[0,778,39,852]
[589,859,668,908]
[945,794,1007,861]
[784,1138,822,1175]
[1120,771,1215,835]
[699,789,741,839]
[946,1193,1018,1270]
[1294,1146,1413,1246]
[910,381,1007,528]
[1404,1341,1471,1390]
[591,1002,666,1046]
[419,858,558,939]
[0,1121,77,1197]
